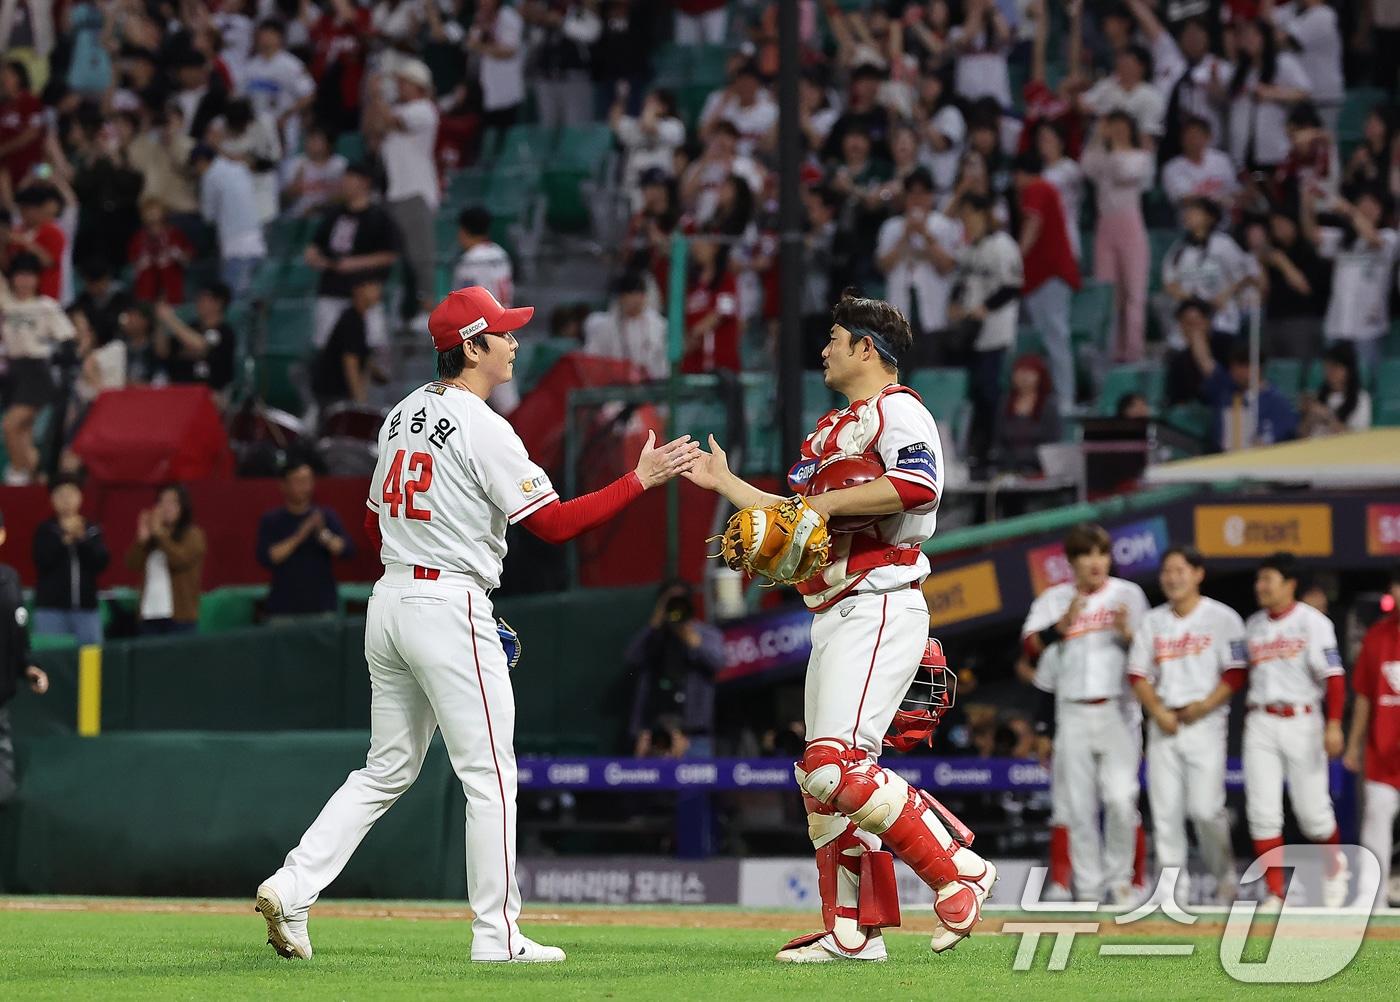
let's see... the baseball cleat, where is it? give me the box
[776,931,887,963]
[472,937,566,963]
[255,882,312,959]
[930,857,998,954]
[1257,894,1285,912]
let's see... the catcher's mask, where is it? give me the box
[884,637,957,752]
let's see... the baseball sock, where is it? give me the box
[1050,825,1072,888]
[1253,837,1286,898]
[1133,825,1147,886]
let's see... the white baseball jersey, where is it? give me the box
[368,381,555,588]
[1023,578,1150,701]
[1244,602,1344,708]
[1128,597,1247,710]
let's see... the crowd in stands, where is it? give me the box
[0,0,1395,495]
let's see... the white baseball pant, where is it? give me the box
[1055,700,1142,898]
[1361,780,1399,908]
[1146,713,1234,894]
[1243,711,1337,841]
[263,566,524,960]
[804,588,930,754]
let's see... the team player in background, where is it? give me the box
[1344,566,1400,908]
[1242,552,1349,908]
[684,294,997,962]
[256,286,699,963]
[1022,523,1149,905]
[1129,545,1245,906]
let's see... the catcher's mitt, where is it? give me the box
[713,496,831,585]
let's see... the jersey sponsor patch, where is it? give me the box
[895,442,937,479]
[519,475,548,497]
[1230,640,1248,664]
[787,457,818,493]
[425,382,447,395]
[1325,647,1344,669]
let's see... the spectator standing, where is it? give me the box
[821,63,893,162]
[1127,6,1228,159]
[1343,566,1400,907]
[612,88,686,204]
[1227,18,1310,171]
[125,484,206,636]
[0,61,43,190]
[525,1,601,129]
[128,198,194,305]
[68,303,125,409]
[1267,0,1344,132]
[256,458,353,619]
[1014,152,1081,414]
[70,112,143,277]
[918,68,967,194]
[167,48,229,143]
[1306,187,1399,374]
[699,61,778,159]
[452,207,513,306]
[952,193,1024,466]
[312,279,378,408]
[681,236,740,374]
[71,259,131,348]
[626,579,724,757]
[306,164,399,351]
[1161,116,1240,211]
[681,121,765,224]
[283,124,347,218]
[1034,123,1085,261]
[1189,339,1300,451]
[5,183,64,300]
[1299,341,1373,435]
[366,60,440,327]
[592,0,652,117]
[470,0,527,130]
[0,507,47,806]
[583,272,669,379]
[875,167,960,355]
[0,254,73,485]
[674,0,728,45]
[1161,196,1258,347]
[1082,112,1154,363]
[126,104,200,222]
[991,354,1061,474]
[31,474,108,646]
[950,0,1012,110]
[153,284,238,402]
[191,144,267,301]
[1079,44,1166,142]
[1254,206,1330,362]
[216,96,284,227]
[237,18,315,153]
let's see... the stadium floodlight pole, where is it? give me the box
[666,230,689,578]
[777,0,804,467]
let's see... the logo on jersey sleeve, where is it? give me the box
[787,458,818,493]
[520,475,548,497]
[1325,648,1344,669]
[895,442,937,479]
[1230,640,1248,664]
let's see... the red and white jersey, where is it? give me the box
[791,384,944,608]
[1128,597,1247,711]
[1023,577,1150,701]
[368,382,555,589]
[1244,602,1344,708]
[1353,614,1400,787]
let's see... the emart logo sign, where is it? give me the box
[1194,505,1333,558]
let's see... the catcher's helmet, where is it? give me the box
[884,637,957,752]
[803,452,886,533]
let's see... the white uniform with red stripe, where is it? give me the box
[1242,602,1344,842]
[263,381,546,961]
[792,384,944,751]
[1022,578,1149,899]
[1127,597,1245,893]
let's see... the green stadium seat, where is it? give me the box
[1264,358,1302,397]
[1148,229,1178,293]
[1097,365,1164,416]
[334,132,366,163]
[1375,359,1400,426]
[254,352,308,415]
[263,299,316,355]
[908,367,970,429]
[498,124,557,166]
[198,586,264,633]
[1165,402,1212,442]
[543,124,614,230]
[1338,88,1386,142]
[1069,281,1114,350]
[651,42,690,83]
[515,337,577,395]
[741,376,779,475]
[688,45,732,87]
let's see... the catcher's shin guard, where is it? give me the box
[799,740,992,945]
[804,796,900,952]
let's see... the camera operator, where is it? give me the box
[626,580,724,757]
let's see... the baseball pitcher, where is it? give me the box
[255,287,699,962]
[1243,552,1349,908]
[1128,545,1244,906]
[685,293,996,962]
[1021,523,1149,905]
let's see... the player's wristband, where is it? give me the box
[1037,625,1060,650]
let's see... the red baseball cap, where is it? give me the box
[427,286,534,352]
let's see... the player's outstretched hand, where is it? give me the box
[635,431,701,489]
[680,435,731,493]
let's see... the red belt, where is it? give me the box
[1072,698,1109,705]
[413,566,440,580]
[1248,703,1312,717]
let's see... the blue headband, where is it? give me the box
[844,325,901,368]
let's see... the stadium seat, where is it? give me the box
[263,299,316,356]
[1097,365,1163,416]
[198,587,263,633]
[1070,281,1114,350]
[498,124,557,166]
[1264,358,1302,397]
[253,353,308,415]
[1375,359,1400,426]
[334,132,366,163]
[1164,402,1213,443]
[544,125,615,231]
[908,367,970,430]
[1338,88,1386,142]
[1148,229,1178,293]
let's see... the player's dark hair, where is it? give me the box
[436,343,470,379]
[6,252,42,277]
[830,289,912,373]
[1161,544,1205,571]
[49,472,84,495]
[1259,551,1301,585]
[1064,522,1111,560]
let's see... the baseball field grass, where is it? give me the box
[2,898,1397,1001]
